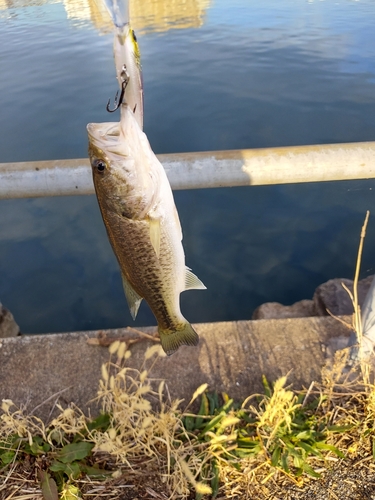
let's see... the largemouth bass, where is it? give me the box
[87,104,206,355]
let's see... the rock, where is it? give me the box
[252,276,375,321]
[313,275,374,316]
[252,299,316,320]
[0,303,20,338]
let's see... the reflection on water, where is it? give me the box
[0,0,211,32]
[130,0,211,33]
[63,0,111,31]
[0,0,47,7]
[0,0,49,11]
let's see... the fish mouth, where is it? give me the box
[87,122,121,150]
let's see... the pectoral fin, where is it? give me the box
[122,273,143,320]
[185,268,206,291]
[149,217,161,258]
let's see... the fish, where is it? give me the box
[87,104,206,355]
[102,0,143,128]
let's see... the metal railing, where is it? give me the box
[1,141,375,199]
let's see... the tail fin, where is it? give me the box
[159,322,199,356]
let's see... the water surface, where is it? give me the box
[1,0,375,333]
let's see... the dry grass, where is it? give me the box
[0,343,214,500]
[2,342,375,500]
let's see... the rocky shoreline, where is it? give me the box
[252,275,373,320]
[0,302,20,338]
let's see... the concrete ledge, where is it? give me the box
[0,316,352,422]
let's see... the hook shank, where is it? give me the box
[106,65,130,113]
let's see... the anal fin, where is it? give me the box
[185,268,206,291]
[122,273,143,320]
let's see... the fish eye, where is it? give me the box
[94,159,106,172]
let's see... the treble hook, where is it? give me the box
[106,67,130,113]
[106,79,127,113]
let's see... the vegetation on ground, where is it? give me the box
[1,341,375,499]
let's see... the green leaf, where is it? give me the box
[237,437,261,449]
[271,445,282,467]
[294,430,316,441]
[39,471,58,500]
[236,410,256,424]
[50,461,68,472]
[199,412,226,436]
[294,456,304,468]
[184,416,195,432]
[302,462,321,478]
[281,452,290,473]
[221,399,234,413]
[298,441,323,458]
[304,396,323,410]
[314,442,344,458]
[235,446,261,458]
[327,425,353,433]
[296,393,306,405]
[72,414,111,442]
[52,470,64,490]
[288,448,304,468]
[210,460,220,498]
[295,467,304,478]
[48,430,64,445]
[195,393,209,428]
[24,436,51,456]
[81,464,112,478]
[64,462,81,479]
[262,375,272,398]
[199,393,209,416]
[86,413,111,432]
[56,442,94,463]
[0,451,15,465]
[207,392,220,415]
[50,460,81,479]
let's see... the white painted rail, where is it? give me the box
[1,141,375,199]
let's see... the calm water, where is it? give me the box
[1,0,375,333]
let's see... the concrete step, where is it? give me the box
[0,316,352,422]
